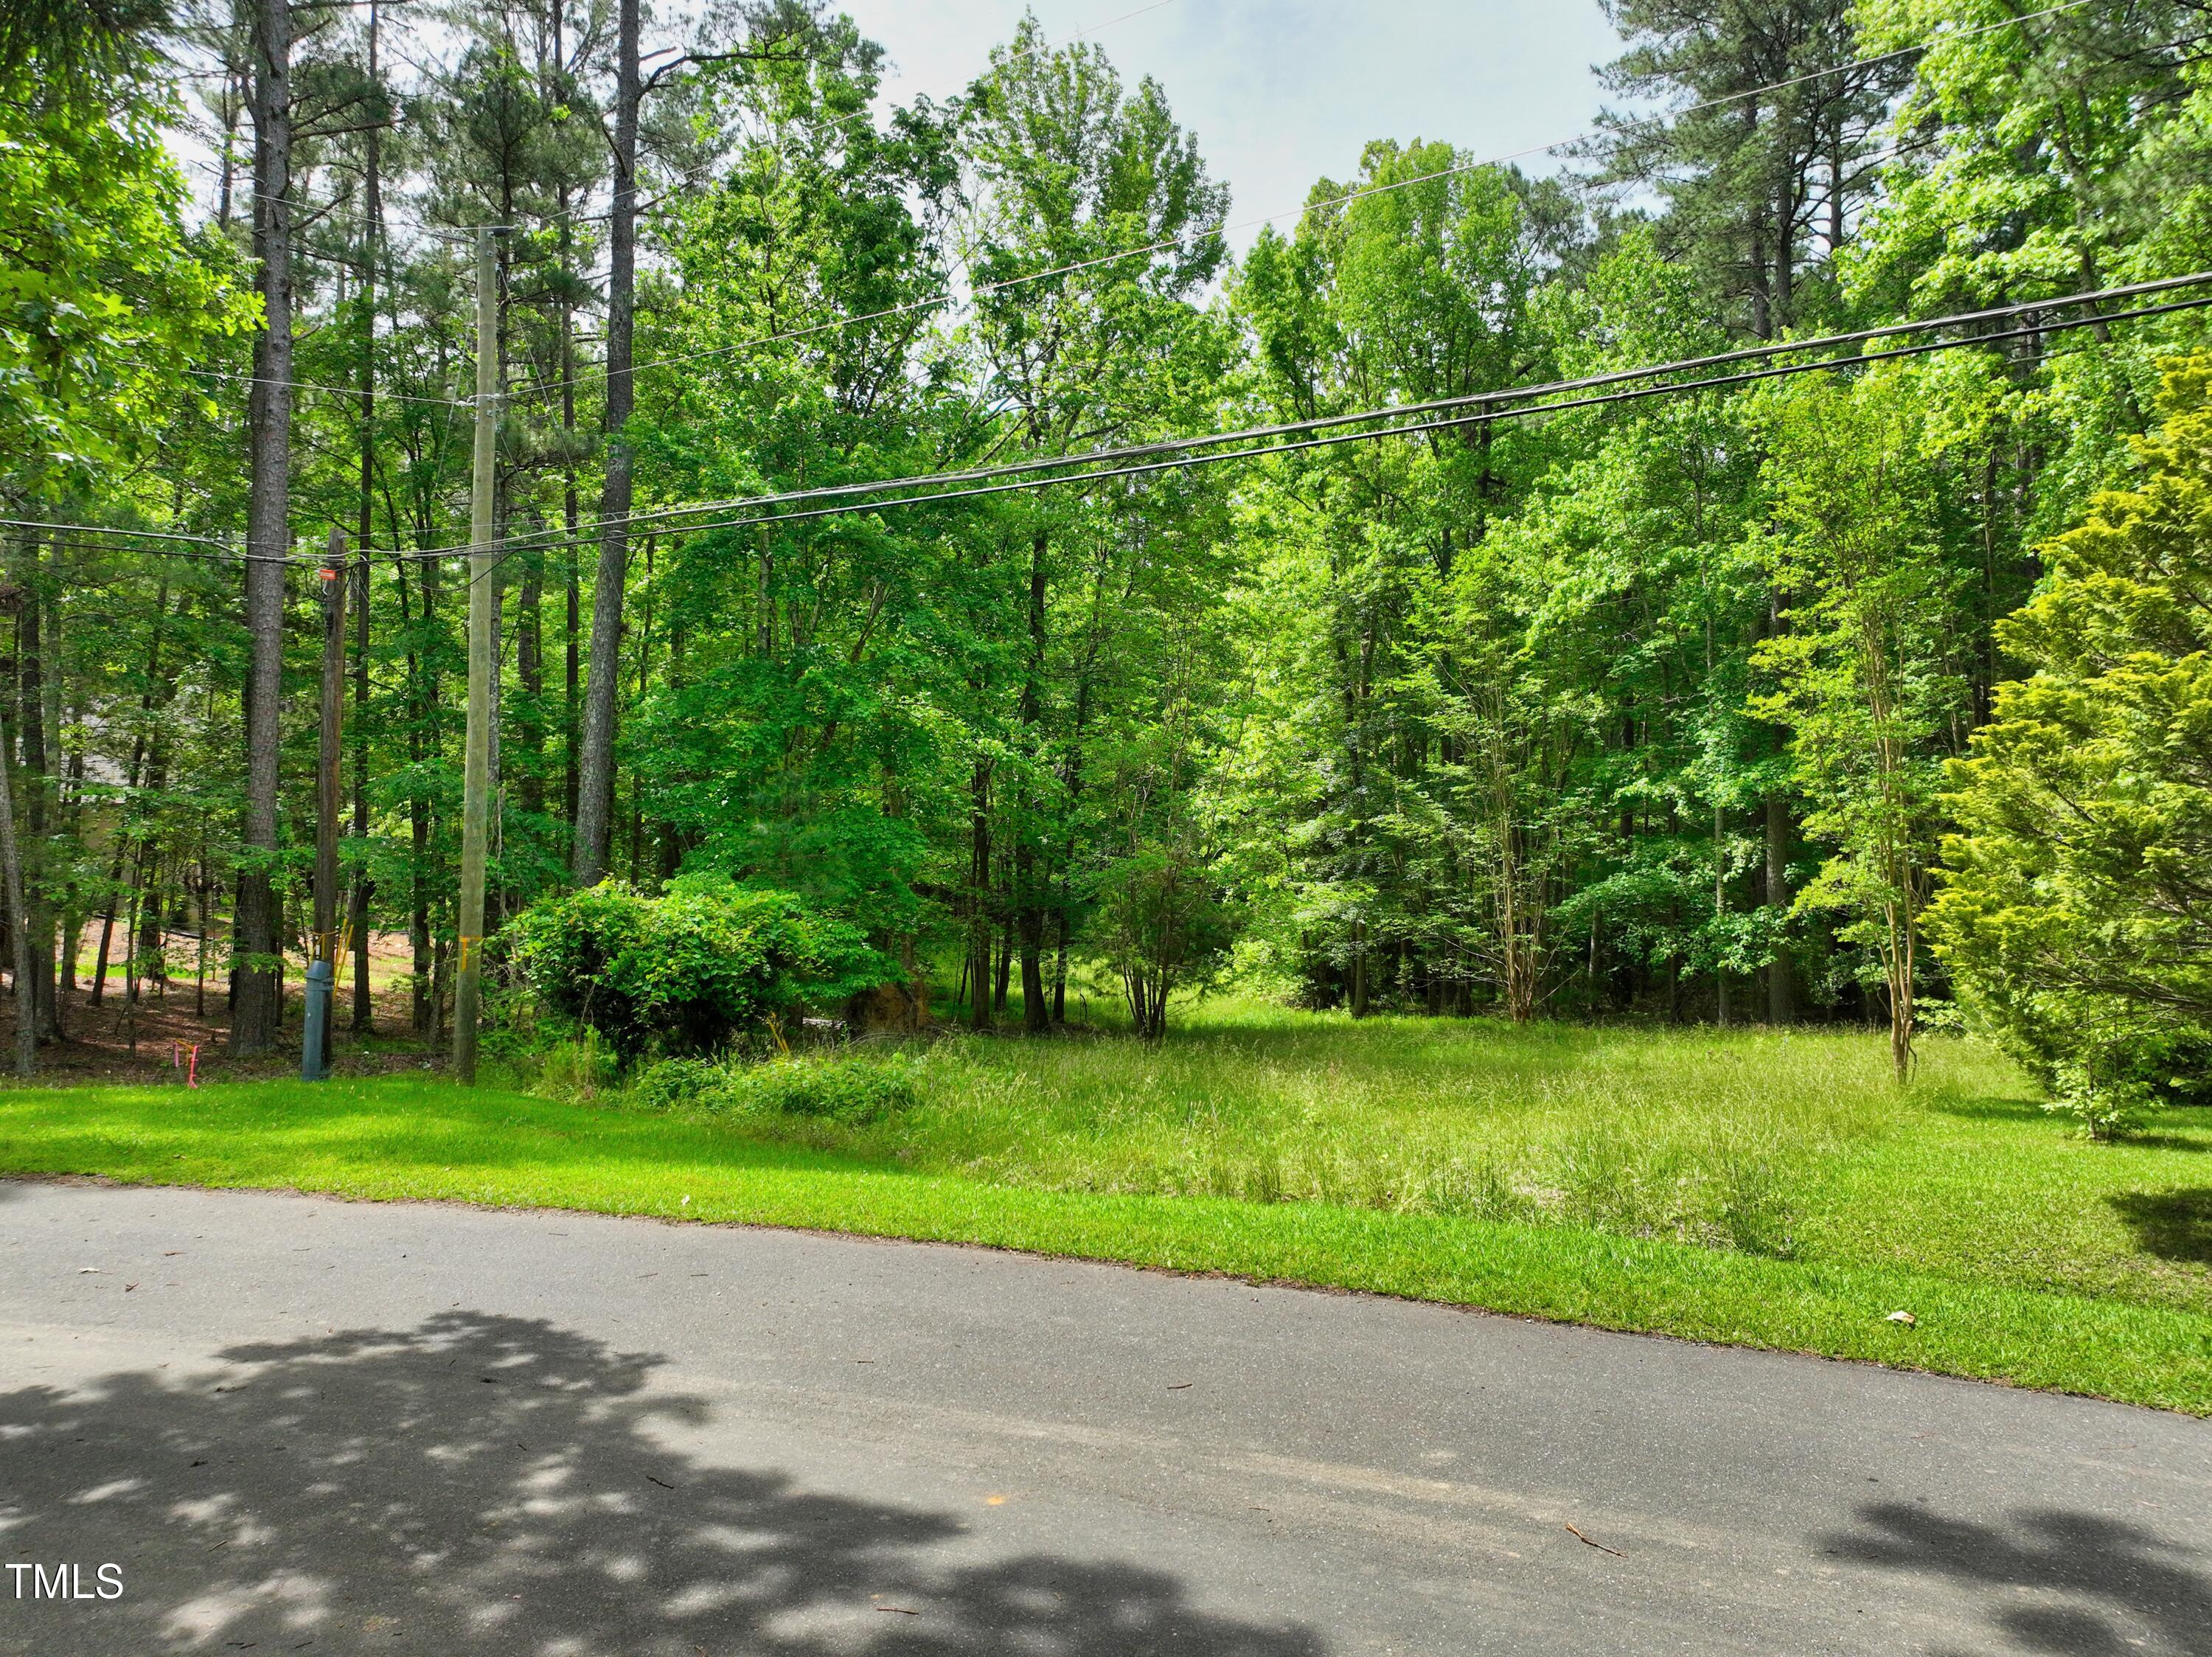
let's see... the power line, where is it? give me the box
[498,0,2106,411]
[581,292,2212,544]
[411,270,2212,566]
[145,358,469,409]
[55,277,2197,584]
[58,541,285,567]
[44,541,295,567]
[444,285,2212,586]
[0,518,226,548]
[0,518,316,566]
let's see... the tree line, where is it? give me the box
[7,0,2212,1122]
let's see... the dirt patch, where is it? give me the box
[18,931,441,1083]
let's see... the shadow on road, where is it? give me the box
[2110,1187,2212,1266]
[1822,1501,2212,1656]
[0,1310,1325,1656]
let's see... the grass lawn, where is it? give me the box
[2,1004,2209,1414]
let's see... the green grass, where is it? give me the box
[742,1004,2212,1319]
[3,1006,2210,1414]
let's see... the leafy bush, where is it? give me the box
[628,1056,726,1113]
[720,1052,923,1123]
[625,1049,924,1125]
[2048,1050,2160,1141]
[503,875,894,1061]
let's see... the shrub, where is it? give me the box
[622,1050,923,1125]
[2048,1051,2159,1141]
[536,1029,621,1100]
[503,874,894,1062]
[718,1052,922,1124]
[629,1056,726,1113]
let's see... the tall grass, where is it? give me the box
[614,1005,2020,1262]
[548,1001,2212,1320]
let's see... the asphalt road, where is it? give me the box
[1,1179,2207,1656]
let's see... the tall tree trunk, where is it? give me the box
[89,842,124,1009]
[1745,98,1772,344]
[488,558,505,875]
[1015,868,1045,1030]
[558,190,583,833]
[232,0,293,1056]
[1764,785,1795,1023]
[395,557,431,1033]
[196,841,211,1018]
[1714,802,1731,1027]
[967,761,991,1030]
[518,553,545,816]
[41,537,66,1022]
[17,533,55,1041]
[572,0,638,886]
[55,621,79,1007]
[1772,177,1795,331]
[1051,901,1070,1025]
[350,0,381,1032]
[1349,919,1368,1019]
[1828,126,1846,259]
[1017,531,1048,1034]
[565,555,580,825]
[120,864,143,1049]
[135,860,169,1001]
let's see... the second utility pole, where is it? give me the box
[454,226,498,1083]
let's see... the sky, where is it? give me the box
[169,1,1635,249]
[830,0,1631,250]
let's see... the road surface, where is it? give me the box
[1,1178,2206,1654]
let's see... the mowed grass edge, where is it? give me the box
[2,1073,2207,1415]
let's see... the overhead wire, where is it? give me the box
[143,356,472,409]
[442,284,2212,587]
[0,517,226,547]
[406,270,2212,567]
[0,518,318,566]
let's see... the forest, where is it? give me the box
[7,0,2212,1130]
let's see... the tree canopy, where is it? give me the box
[5,0,2211,1103]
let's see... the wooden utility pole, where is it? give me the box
[314,526,347,1066]
[454,226,499,1083]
